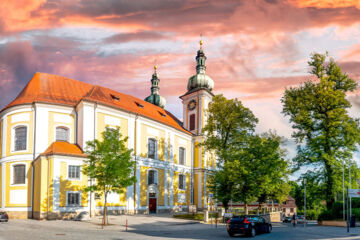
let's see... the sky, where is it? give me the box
[2,0,360,173]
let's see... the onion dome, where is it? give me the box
[144,65,166,108]
[187,40,214,92]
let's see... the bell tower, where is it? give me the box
[180,40,214,210]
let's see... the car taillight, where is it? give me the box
[5,214,8,218]
[227,219,231,224]
[244,218,250,224]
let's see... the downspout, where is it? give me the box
[90,102,97,217]
[134,114,138,214]
[31,103,37,219]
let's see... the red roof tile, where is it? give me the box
[41,141,86,157]
[2,72,191,135]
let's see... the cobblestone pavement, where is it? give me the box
[2,215,360,240]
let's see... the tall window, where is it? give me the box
[68,165,80,179]
[148,138,157,159]
[189,114,195,131]
[13,164,26,184]
[179,147,185,165]
[148,170,156,185]
[56,127,69,142]
[67,192,80,206]
[14,126,27,151]
[179,174,186,190]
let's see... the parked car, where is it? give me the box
[296,215,306,224]
[0,211,8,222]
[226,215,272,237]
[282,216,292,223]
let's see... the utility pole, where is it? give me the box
[347,187,349,233]
[343,160,345,220]
[304,179,307,228]
[349,162,352,219]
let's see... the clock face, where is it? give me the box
[188,99,196,110]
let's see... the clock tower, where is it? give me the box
[180,40,215,209]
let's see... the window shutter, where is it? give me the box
[15,127,27,151]
[56,127,69,142]
[14,164,26,184]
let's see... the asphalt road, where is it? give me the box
[1,216,360,240]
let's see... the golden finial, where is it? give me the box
[154,59,158,72]
[199,33,203,49]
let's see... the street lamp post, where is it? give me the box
[304,178,307,227]
[349,162,352,219]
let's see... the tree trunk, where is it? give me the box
[324,161,335,209]
[103,192,108,226]
[245,203,248,215]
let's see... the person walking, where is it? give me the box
[292,214,297,227]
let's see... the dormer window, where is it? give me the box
[158,111,166,117]
[135,102,144,108]
[110,94,120,101]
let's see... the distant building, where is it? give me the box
[282,196,297,216]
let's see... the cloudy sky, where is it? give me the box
[2,0,360,164]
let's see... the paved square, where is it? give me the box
[2,215,360,240]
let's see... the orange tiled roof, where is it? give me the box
[3,72,191,135]
[41,141,86,157]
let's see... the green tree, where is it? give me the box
[204,95,290,212]
[83,127,136,225]
[282,52,360,209]
[203,94,258,210]
[231,132,290,214]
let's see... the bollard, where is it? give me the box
[126,219,128,231]
[204,210,209,223]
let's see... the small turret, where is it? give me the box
[144,65,166,108]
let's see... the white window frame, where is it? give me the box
[11,124,29,153]
[147,137,158,160]
[178,174,186,190]
[147,169,158,185]
[66,191,81,207]
[67,165,81,180]
[178,147,186,165]
[54,125,71,142]
[10,162,27,186]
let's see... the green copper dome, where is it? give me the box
[144,66,166,108]
[187,43,214,92]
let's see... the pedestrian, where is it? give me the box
[292,214,296,227]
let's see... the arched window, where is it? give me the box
[148,170,157,185]
[13,164,26,184]
[179,147,185,165]
[178,174,186,190]
[189,114,195,131]
[14,126,27,151]
[56,127,69,142]
[148,138,157,159]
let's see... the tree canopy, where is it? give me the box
[282,52,360,209]
[203,94,290,212]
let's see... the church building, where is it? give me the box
[0,41,215,219]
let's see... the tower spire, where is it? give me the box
[144,64,166,108]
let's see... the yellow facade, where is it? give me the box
[0,119,3,156]
[59,161,88,207]
[48,112,75,145]
[140,124,165,160]
[96,112,128,143]
[4,160,32,207]
[140,166,149,207]
[6,111,34,157]
[0,164,2,207]
[174,135,191,167]
[158,169,165,206]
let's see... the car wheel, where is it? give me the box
[227,231,234,237]
[250,227,256,237]
[267,225,272,233]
